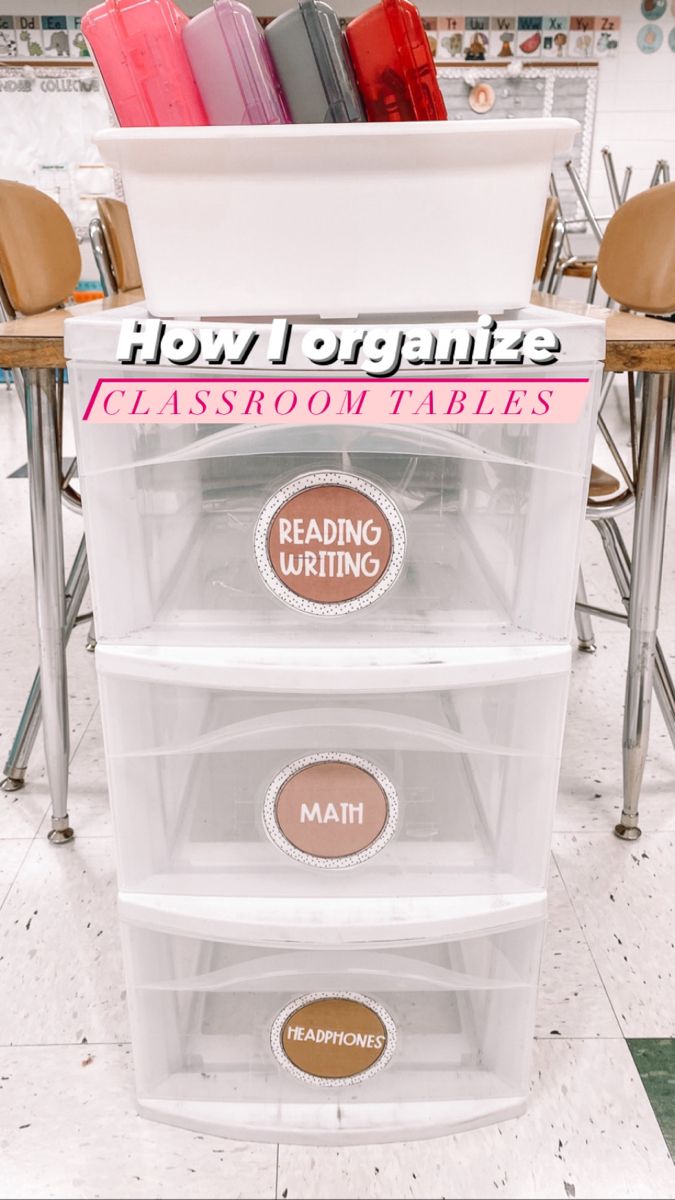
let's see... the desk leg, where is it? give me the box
[618,371,674,841]
[22,368,73,844]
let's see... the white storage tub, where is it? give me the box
[95,120,578,319]
[119,893,545,1144]
[98,643,569,898]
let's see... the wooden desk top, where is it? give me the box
[0,290,144,370]
[0,288,673,374]
[531,292,675,374]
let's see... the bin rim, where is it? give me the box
[96,116,579,147]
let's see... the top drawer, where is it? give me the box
[72,368,598,648]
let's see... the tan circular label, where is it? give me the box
[271,992,396,1087]
[264,753,398,869]
[254,471,406,617]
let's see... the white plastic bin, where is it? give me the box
[98,643,569,898]
[119,892,545,1143]
[95,120,577,318]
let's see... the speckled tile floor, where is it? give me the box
[1,383,674,1199]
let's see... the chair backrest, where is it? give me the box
[0,179,81,316]
[597,181,675,314]
[97,197,142,293]
[533,195,559,284]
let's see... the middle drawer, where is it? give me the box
[98,643,569,898]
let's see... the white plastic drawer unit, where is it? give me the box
[98,644,569,897]
[68,305,603,649]
[119,893,546,1144]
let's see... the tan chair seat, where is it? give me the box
[561,258,597,280]
[589,463,621,499]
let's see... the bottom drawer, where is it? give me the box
[120,902,544,1144]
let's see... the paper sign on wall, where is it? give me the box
[419,14,624,59]
[0,14,89,59]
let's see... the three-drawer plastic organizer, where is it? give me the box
[68,298,603,1144]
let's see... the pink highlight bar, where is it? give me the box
[82,377,592,424]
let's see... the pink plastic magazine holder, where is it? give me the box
[183,0,289,125]
[82,0,208,127]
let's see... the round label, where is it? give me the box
[637,21,663,50]
[254,471,406,617]
[264,753,398,869]
[641,0,666,18]
[469,82,496,114]
[271,992,396,1087]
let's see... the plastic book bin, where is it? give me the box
[346,0,447,122]
[94,119,578,318]
[183,0,289,126]
[82,0,208,127]
[265,0,364,124]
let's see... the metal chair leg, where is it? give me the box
[2,534,89,792]
[575,569,597,652]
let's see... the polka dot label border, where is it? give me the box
[270,991,397,1089]
[263,752,399,870]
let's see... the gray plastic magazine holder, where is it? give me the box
[265,0,364,123]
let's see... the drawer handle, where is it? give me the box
[139,949,528,994]
[110,706,540,760]
[79,420,576,477]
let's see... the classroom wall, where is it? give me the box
[3,0,674,216]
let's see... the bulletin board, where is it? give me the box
[437,64,599,218]
[0,63,114,238]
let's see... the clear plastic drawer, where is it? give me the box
[99,643,569,898]
[73,391,598,648]
[120,897,545,1144]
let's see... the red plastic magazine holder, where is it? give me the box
[82,0,208,127]
[346,0,446,122]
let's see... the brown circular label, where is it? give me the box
[268,485,392,605]
[264,754,398,869]
[271,993,396,1087]
[254,472,406,616]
